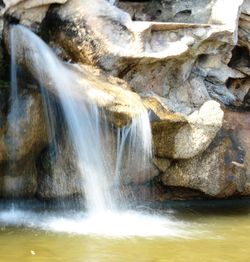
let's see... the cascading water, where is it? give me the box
[9,25,152,215]
[6,28,21,173]
[108,0,116,5]
[115,112,152,186]
[0,24,193,238]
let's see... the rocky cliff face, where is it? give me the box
[0,0,249,201]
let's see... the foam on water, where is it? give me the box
[0,208,196,238]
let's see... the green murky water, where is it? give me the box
[0,201,250,262]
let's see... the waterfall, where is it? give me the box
[3,28,24,196]
[107,0,116,5]
[115,112,152,186]
[9,25,152,214]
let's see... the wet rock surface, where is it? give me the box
[0,0,250,200]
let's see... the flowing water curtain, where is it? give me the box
[9,25,117,213]
[9,25,153,213]
[9,26,71,201]
[115,111,152,205]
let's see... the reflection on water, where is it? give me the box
[0,200,250,261]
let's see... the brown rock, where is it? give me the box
[41,0,242,74]
[4,90,48,161]
[7,24,149,128]
[36,137,82,199]
[162,109,250,197]
[145,97,223,159]
[0,159,37,198]
[1,0,68,30]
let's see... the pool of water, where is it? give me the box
[0,200,250,262]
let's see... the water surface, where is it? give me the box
[0,200,250,261]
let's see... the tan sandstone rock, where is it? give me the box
[162,110,250,197]
[145,97,223,159]
[8,25,149,128]
[4,90,48,161]
[1,0,68,28]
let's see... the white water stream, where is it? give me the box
[9,25,152,215]
[4,24,199,238]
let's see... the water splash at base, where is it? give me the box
[0,208,196,238]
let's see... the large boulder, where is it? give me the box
[36,134,82,199]
[0,0,67,29]
[162,110,250,197]
[40,0,245,114]
[145,96,224,159]
[8,24,150,128]
[0,89,48,198]
[42,0,242,73]
[4,90,48,161]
